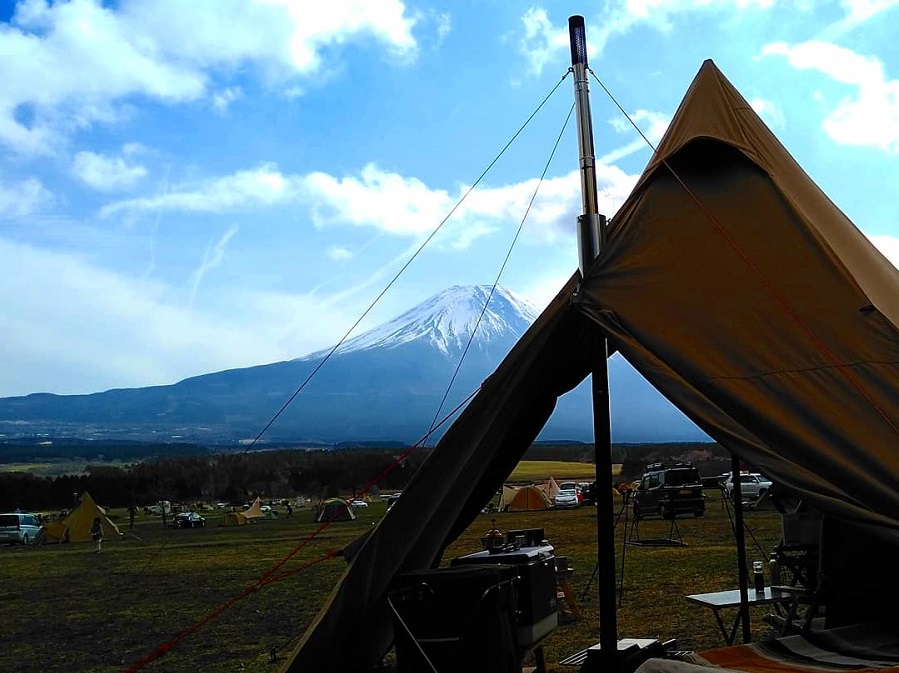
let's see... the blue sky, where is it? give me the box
[1,0,898,398]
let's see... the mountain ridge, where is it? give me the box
[0,284,708,445]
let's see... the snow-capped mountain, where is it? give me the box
[308,285,539,358]
[0,285,708,445]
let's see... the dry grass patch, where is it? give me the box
[1,495,785,673]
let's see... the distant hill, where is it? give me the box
[0,285,709,446]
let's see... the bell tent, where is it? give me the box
[284,60,899,671]
[43,492,122,543]
[241,497,266,520]
[542,476,561,501]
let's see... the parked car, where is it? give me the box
[632,462,705,520]
[172,512,206,528]
[349,500,369,508]
[554,489,581,509]
[724,473,773,501]
[0,512,43,545]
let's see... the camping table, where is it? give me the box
[686,587,793,645]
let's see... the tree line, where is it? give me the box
[0,448,431,511]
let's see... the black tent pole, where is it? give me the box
[731,454,752,643]
[569,15,618,672]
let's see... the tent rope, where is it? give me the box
[121,388,479,673]
[241,71,571,454]
[427,100,576,439]
[588,67,899,441]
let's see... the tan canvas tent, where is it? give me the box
[507,485,552,511]
[542,476,561,501]
[222,512,248,526]
[283,60,899,671]
[497,485,517,511]
[43,492,122,543]
[242,497,265,520]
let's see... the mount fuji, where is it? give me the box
[0,285,707,445]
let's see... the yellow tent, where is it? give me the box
[44,492,122,543]
[507,485,551,512]
[223,512,248,526]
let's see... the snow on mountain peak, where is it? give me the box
[320,285,540,357]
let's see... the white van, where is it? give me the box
[0,512,43,545]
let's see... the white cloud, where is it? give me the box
[517,1,777,76]
[71,150,148,191]
[0,176,52,218]
[0,236,352,397]
[763,41,899,152]
[435,13,452,42]
[188,224,239,307]
[212,86,242,114]
[518,7,572,77]
[749,97,786,130]
[0,0,418,153]
[102,160,640,249]
[101,163,297,215]
[327,246,354,261]
[603,110,670,163]
[867,234,899,268]
[820,0,899,40]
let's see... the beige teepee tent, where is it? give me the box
[242,497,266,520]
[43,492,122,543]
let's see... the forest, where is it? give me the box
[0,440,730,511]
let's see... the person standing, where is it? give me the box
[90,517,103,553]
[128,502,136,529]
[286,502,293,518]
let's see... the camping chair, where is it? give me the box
[771,513,899,636]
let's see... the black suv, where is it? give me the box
[632,462,705,520]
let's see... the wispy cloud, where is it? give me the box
[0,176,52,218]
[750,97,786,130]
[188,224,239,308]
[327,246,354,261]
[601,110,670,164]
[517,1,778,76]
[71,150,148,191]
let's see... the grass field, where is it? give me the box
[508,461,599,483]
[0,487,788,673]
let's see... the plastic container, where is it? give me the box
[753,561,765,592]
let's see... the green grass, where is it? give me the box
[0,493,788,673]
[508,461,599,483]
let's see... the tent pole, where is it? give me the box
[731,454,752,643]
[569,15,618,672]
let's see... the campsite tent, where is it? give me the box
[222,512,248,526]
[507,485,551,511]
[284,60,899,671]
[314,499,356,523]
[242,497,266,520]
[542,476,561,502]
[497,485,517,511]
[43,492,122,543]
